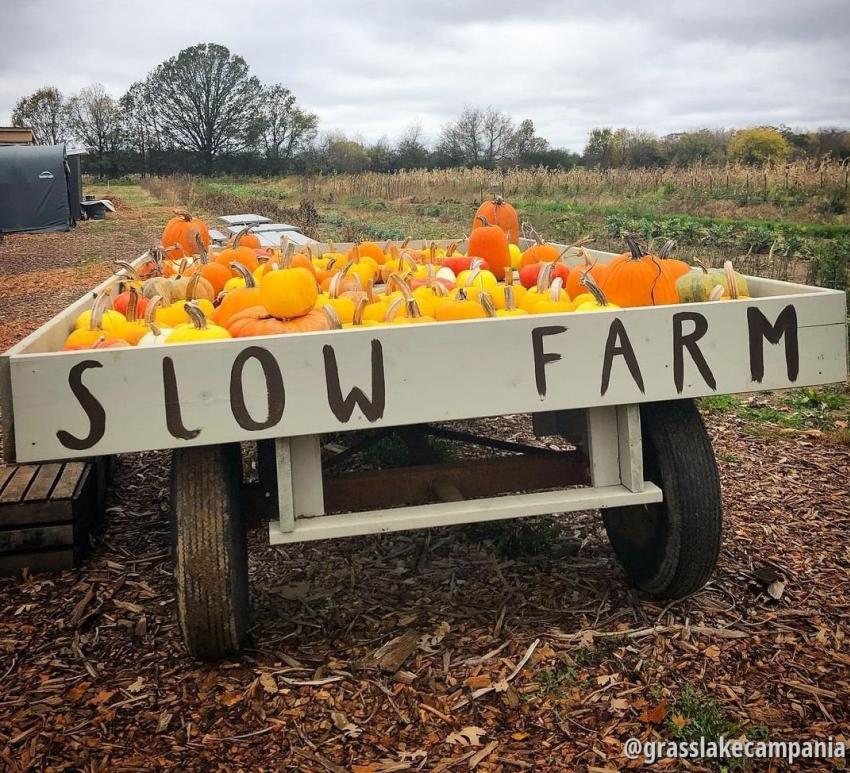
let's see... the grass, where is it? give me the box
[464,517,565,560]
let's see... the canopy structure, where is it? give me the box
[0,143,74,234]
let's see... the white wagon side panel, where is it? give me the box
[7,289,846,462]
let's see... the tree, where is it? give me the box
[316,133,370,173]
[146,43,262,167]
[395,124,429,169]
[66,83,122,165]
[728,127,790,164]
[583,127,616,168]
[666,129,729,164]
[120,81,160,175]
[255,84,318,170]
[437,107,514,167]
[367,136,395,172]
[10,87,67,145]
[512,119,549,163]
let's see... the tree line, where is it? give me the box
[11,42,850,177]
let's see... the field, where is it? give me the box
[0,177,848,771]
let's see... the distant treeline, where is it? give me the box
[10,43,850,178]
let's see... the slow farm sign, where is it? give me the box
[4,292,847,462]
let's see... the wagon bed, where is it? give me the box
[1,239,845,659]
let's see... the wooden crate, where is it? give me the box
[0,459,104,574]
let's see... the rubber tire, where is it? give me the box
[171,443,248,660]
[602,400,722,599]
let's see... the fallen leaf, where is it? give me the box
[640,700,667,724]
[127,676,145,693]
[671,714,690,730]
[511,732,528,741]
[88,690,114,706]
[609,697,630,712]
[767,579,786,600]
[332,711,362,739]
[218,690,244,707]
[259,673,278,694]
[446,726,486,747]
[704,644,721,660]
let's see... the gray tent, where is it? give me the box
[0,144,74,234]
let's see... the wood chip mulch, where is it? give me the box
[1,200,848,772]
[0,418,847,772]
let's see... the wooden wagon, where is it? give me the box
[1,239,846,660]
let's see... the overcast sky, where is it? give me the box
[2,0,849,150]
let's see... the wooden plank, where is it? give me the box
[275,437,295,533]
[0,466,17,494]
[0,501,71,527]
[323,453,588,513]
[616,405,643,493]
[291,435,324,518]
[270,482,663,544]
[0,549,74,575]
[24,463,63,502]
[5,248,847,463]
[0,524,73,552]
[587,407,620,487]
[50,462,86,500]
[0,466,37,504]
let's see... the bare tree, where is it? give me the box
[437,107,514,167]
[11,86,67,144]
[395,123,429,169]
[256,84,318,169]
[146,43,262,167]
[120,81,161,175]
[511,119,549,160]
[67,83,122,159]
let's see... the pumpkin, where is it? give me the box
[490,267,527,309]
[214,243,260,273]
[260,254,319,319]
[472,195,520,245]
[530,278,575,315]
[656,239,691,281]
[315,271,359,323]
[676,259,749,303]
[518,259,570,290]
[65,291,120,349]
[112,288,149,345]
[73,292,125,334]
[456,259,498,295]
[435,287,487,322]
[574,274,620,312]
[187,232,232,294]
[601,236,679,307]
[166,303,231,344]
[345,298,381,328]
[518,227,562,268]
[346,241,386,264]
[714,261,752,301]
[227,306,291,338]
[137,296,171,346]
[466,216,511,277]
[112,281,149,318]
[212,263,262,327]
[495,284,528,317]
[64,334,130,351]
[519,263,570,312]
[161,210,210,260]
[566,248,609,300]
[229,224,261,250]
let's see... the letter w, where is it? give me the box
[323,340,386,422]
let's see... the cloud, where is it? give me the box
[1,0,848,150]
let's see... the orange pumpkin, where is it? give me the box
[466,216,511,278]
[161,210,210,260]
[601,237,680,307]
[472,196,520,245]
[566,248,609,299]
[230,225,261,250]
[212,263,262,327]
[656,239,691,281]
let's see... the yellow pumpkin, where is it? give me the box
[166,303,231,343]
[260,254,318,319]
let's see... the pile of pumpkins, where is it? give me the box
[62,202,750,350]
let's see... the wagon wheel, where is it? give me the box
[171,443,248,660]
[602,399,722,600]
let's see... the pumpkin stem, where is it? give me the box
[185,273,204,301]
[400,237,411,249]
[126,287,140,322]
[229,261,256,288]
[351,297,367,326]
[535,261,555,293]
[175,258,189,277]
[549,277,565,302]
[724,261,740,300]
[559,235,594,261]
[658,239,676,259]
[90,289,111,330]
[194,230,209,263]
[456,287,470,302]
[693,258,709,274]
[279,234,291,259]
[144,295,165,324]
[504,266,514,285]
[183,302,208,330]
[525,224,545,246]
[463,267,481,288]
[399,251,418,274]
[503,284,518,311]
[173,209,192,221]
[580,273,609,307]
[322,305,343,330]
[479,292,496,318]
[327,240,336,253]
[445,241,458,258]
[232,225,254,248]
[115,260,139,280]
[475,215,491,228]
[709,285,726,302]
[384,296,405,322]
[624,234,645,260]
